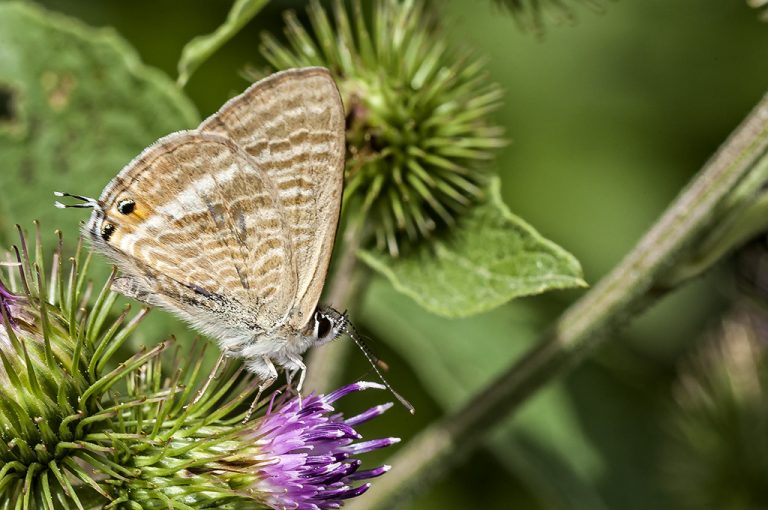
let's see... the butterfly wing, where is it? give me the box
[85,131,296,339]
[199,67,345,331]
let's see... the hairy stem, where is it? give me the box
[304,218,366,393]
[350,93,768,510]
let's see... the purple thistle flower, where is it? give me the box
[0,275,25,329]
[241,381,399,510]
[0,277,17,321]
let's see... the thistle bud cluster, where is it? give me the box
[0,226,397,509]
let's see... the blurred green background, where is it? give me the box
[2,0,768,508]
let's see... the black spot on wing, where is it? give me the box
[117,199,136,214]
[182,282,217,300]
[101,222,115,241]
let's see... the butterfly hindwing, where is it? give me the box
[199,67,346,331]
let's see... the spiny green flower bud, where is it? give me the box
[663,306,768,509]
[0,224,149,508]
[260,0,506,256]
[0,225,398,509]
[103,362,397,509]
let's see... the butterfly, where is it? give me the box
[57,67,347,395]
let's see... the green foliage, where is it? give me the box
[359,178,585,317]
[663,306,768,509]
[176,0,270,87]
[360,281,607,508]
[257,0,582,316]
[2,0,767,509]
[494,0,609,34]
[0,226,356,509]
[260,0,507,257]
[0,1,199,246]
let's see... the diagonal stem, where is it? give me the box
[304,216,367,393]
[349,92,768,510]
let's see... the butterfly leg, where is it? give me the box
[188,350,228,406]
[243,357,277,423]
[282,354,307,408]
[287,354,307,395]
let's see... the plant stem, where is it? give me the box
[350,93,768,510]
[304,217,366,393]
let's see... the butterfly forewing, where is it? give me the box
[89,132,296,332]
[199,67,346,330]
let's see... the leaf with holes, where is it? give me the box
[0,2,199,246]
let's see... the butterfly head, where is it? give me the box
[311,306,347,346]
[56,191,143,251]
[314,306,416,414]
[55,191,109,241]
[54,191,102,211]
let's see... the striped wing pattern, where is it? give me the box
[199,67,345,330]
[92,132,295,332]
[88,67,345,335]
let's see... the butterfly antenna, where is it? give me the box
[54,191,101,210]
[343,318,415,414]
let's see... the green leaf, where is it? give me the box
[0,1,200,351]
[176,0,270,87]
[358,177,586,318]
[0,1,199,246]
[359,280,606,509]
